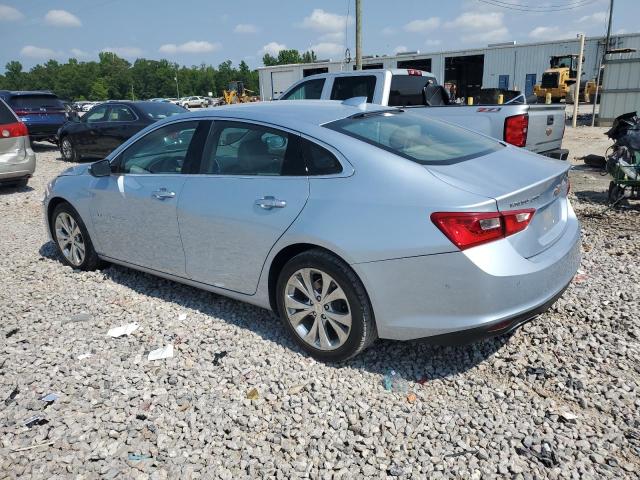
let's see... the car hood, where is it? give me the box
[59,164,90,177]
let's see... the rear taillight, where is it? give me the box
[431,209,535,250]
[12,110,29,116]
[504,114,529,148]
[0,121,28,138]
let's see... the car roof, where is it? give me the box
[300,68,436,79]
[176,100,393,127]
[0,90,57,96]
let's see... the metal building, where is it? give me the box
[258,32,640,101]
[599,51,640,126]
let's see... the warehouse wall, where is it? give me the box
[599,56,640,126]
[257,33,640,101]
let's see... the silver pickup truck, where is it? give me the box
[278,69,568,159]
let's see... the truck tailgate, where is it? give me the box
[524,105,565,154]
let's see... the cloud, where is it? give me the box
[444,12,509,44]
[309,42,343,58]
[259,41,287,56]
[529,26,559,39]
[445,12,504,30]
[578,11,607,24]
[234,23,259,34]
[21,45,58,59]
[320,31,345,43]
[159,41,221,54]
[393,45,409,55]
[0,4,23,21]
[101,46,143,57]
[70,48,90,58]
[403,17,440,33]
[45,9,81,27]
[299,9,352,32]
[382,27,395,36]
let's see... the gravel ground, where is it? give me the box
[0,134,638,479]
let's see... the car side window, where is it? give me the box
[117,121,200,174]
[201,121,305,176]
[302,139,343,175]
[281,79,325,100]
[85,105,109,123]
[330,76,376,102]
[108,105,136,122]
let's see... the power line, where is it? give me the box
[474,0,600,12]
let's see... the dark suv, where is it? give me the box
[0,90,67,144]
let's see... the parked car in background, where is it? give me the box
[168,98,180,105]
[180,96,206,108]
[44,101,579,361]
[0,90,67,144]
[56,100,186,161]
[0,98,36,187]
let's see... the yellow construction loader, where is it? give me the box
[222,81,257,104]
[534,54,589,103]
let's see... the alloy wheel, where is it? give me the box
[61,138,73,160]
[284,268,352,350]
[54,212,85,266]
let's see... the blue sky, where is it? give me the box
[0,0,635,71]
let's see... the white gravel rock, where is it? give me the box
[0,142,638,478]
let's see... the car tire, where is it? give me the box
[276,249,377,362]
[51,202,103,271]
[60,136,79,162]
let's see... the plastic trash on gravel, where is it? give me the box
[107,323,139,338]
[148,344,174,361]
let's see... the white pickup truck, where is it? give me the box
[278,69,568,159]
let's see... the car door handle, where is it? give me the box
[152,188,176,200]
[255,196,286,209]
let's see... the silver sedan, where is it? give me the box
[43,100,580,361]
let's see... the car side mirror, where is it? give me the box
[89,158,112,177]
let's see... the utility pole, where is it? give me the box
[591,0,614,126]
[355,0,362,70]
[174,67,180,99]
[131,83,135,101]
[572,33,585,128]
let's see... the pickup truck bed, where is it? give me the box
[277,69,567,159]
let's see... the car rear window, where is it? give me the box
[330,76,376,102]
[325,111,503,165]
[137,102,186,120]
[0,99,17,124]
[388,75,438,106]
[9,95,64,110]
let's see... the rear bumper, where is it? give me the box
[0,148,36,182]
[353,201,581,341]
[540,148,569,160]
[24,122,64,140]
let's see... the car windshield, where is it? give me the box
[137,102,186,120]
[325,111,503,164]
[9,95,64,110]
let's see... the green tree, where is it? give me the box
[90,79,109,100]
[262,49,316,67]
[4,61,24,89]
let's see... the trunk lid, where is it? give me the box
[426,146,570,258]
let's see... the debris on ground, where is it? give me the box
[5,328,18,338]
[107,323,139,338]
[147,344,174,361]
[77,353,93,360]
[128,453,152,461]
[407,392,417,404]
[246,388,259,400]
[212,351,228,366]
[516,442,559,468]
[23,414,48,428]
[41,393,59,405]
[383,370,408,393]
[416,375,429,385]
[178,313,187,321]
[4,386,19,405]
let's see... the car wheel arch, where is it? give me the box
[266,242,364,315]
[47,197,74,237]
